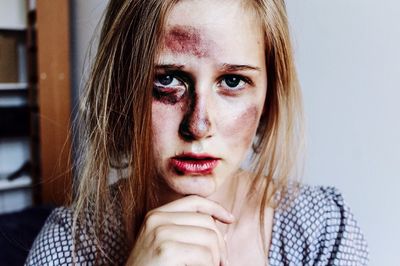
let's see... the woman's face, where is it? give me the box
[152,0,267,198]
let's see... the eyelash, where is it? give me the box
[217,75,252,92]
[154,72,252,93]
[154,72,187,89]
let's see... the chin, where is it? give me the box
[166,175,218,197]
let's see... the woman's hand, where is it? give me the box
[125,195,235,266]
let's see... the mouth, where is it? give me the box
[170,152,220,175]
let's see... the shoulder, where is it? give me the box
[268,184,369,265]
[25,207,80,265]
[25,205,127,265]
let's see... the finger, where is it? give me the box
[156,240,216,266]
[153,224,221,266]
[156,195,235,224]
[143,212,228,264]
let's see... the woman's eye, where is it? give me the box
[154,75,183,87]
[220,75,247,91]
[153,74,186,104]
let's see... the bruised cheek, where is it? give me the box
[152,102,181,155]
[218,105,260,148]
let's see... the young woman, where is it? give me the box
[27,0,369,265]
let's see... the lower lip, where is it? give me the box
[170,158,219,175]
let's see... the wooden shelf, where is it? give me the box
[0,1,36,213]
[0,82,28,90]
[0,175,31,192]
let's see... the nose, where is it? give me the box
[179,92,213,141]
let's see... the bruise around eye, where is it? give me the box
[153,85,186,104]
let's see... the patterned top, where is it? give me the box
[25,185,369,265]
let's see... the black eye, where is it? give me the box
[158,75,173,86]
[224,76,241,87]
[154,74,184,88]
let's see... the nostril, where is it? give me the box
[179,115,212,141]
[179,122,194,140]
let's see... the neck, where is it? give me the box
[207,170,241,210]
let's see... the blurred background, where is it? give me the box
[286,1,400,265]
[0,0,398,265]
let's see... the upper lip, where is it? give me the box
[172,152,220,160]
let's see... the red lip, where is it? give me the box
[170,153,220,175]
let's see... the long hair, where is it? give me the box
[245,0,304,251]
[73,0,303,262]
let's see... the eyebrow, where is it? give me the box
[155,64,261,72]
[155,64,185,71]
[220,63,261,72]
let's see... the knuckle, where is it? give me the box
[144,210,161,228]
[199,245,212,255]
[205,214,217,227]
[153,225,168,242]
[154,240,169,257]
[199,247,215,266]
[204,227,217,239]
[202,227,219,245]
[192,245,204,260]
[155,240,177,258]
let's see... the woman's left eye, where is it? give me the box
[219,75,247,91]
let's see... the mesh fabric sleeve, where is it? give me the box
[268,185,369,266]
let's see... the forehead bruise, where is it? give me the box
[163,26,212,58]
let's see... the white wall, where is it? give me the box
[286,1,400,265]
[70,0,108,172]
[70,0,108,105]
[70,1,399,264]
[0,0,27,29]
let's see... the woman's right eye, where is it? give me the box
[153,74,186,104]
[154,74,183,87]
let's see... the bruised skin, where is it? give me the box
[149,1,271,265]
[153,91,260,151]
[157,28,261,146]
[152,87,263,197]
[152,0,267,199]
[153,86,186,105]
[218,105,260,148]
[153,64,260,153]
[163,26,212,58]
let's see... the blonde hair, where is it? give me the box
[73,0,303,262]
